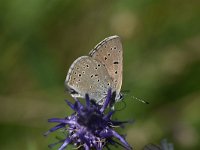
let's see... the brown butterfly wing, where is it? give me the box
[89,35,123,96]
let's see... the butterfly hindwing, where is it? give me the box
[65,56,113,104]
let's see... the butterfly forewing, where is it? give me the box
[65,56,113,104]
[89,35,123,96]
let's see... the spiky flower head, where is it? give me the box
[44,88,132,150]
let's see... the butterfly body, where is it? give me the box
[65,35,123,105]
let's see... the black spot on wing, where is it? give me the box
[114,61,119,64]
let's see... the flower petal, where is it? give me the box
[84,143,90,150]
[85,93,90,107]
[48,140,65,149]
[103,111,115,121]
[58,138,71,150]
[44,123,65,136]
[79,131,90,147]
[111,130,132,150]
[65,99,75,110]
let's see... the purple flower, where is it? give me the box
[44,88,132,150]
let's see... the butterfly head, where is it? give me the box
[116,92,124,102]
[109,91,124,107]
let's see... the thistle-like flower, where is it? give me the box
[44,88,132,150]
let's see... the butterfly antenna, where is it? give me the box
[132,96,149,104]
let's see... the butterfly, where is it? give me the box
[65,35,123,105]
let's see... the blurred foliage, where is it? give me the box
[0,0,200,149]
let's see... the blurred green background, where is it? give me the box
[0,0,200,149]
